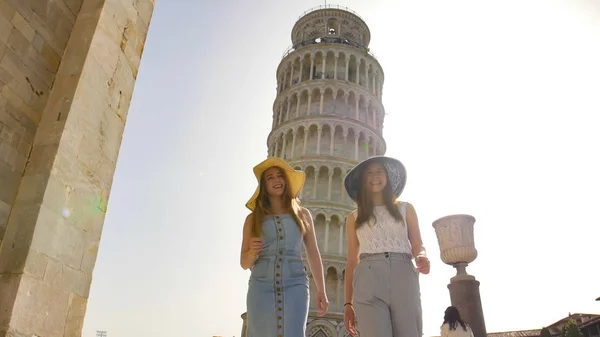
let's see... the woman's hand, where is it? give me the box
[344,304,358,336]
[248,237,263,256]
[416,256,430,274]
[316,290,329,316]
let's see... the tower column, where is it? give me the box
[310,55,315,80]
[316,126,322,155]
[274,138,280,158]
[302,131,308,155]
[345,58,350,81]
[291,129,297,158]
[321,54,326,79]
[307,93,312,116]
[329,131,335,156]
[313,167,319,199]
[290,63,294,87]
[338,222,344,254]
[327,170,334,201]
[281,136,287,158]
[336,273,344,311]
[354,133,359,160]
[299,60,304,83]
[334,55,339,80]
[319,89,324,115]
[295,95,300,118]
[324,220,330,253]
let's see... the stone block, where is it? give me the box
[0,201,10,241]
[0,273,21,329]
[0,61,11,86]
[62,0,84,17]
[6,28,30,57]
[22,143,58,176]
[98,0,128,46]
[0,13,11,44]
[4,0,34,22]
[43,259,90,298]
[40,41,61,73]
[28,204,86,271]
[0,162,20,205]
[0,87,24,112]
[10,275,70,337]
[10,12,34,43]
[79,241,99,275]
[64,294,87,337]
[88,26,122,82]
[22,250,48,281]
[0,202,41,273]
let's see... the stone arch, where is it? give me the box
[322,86,335,115]
[357,131,369,161]
[337,51,349,81]
[313,50,325,79]
[332,124,345,158]
[347,127,358,160]
[325,266,338,310]
[319,123,333,155]
[359,57,367,87]
[308,87,320,115]
[307,320,336,337]
[282,128,293,159]
[331,167,344,202]
[316,165,329,200]
[302,165,316,200]
[314,212,327,253]
[324,50,336,79]
[289,91,299,120]
[293,124,307,156]
[348,54,359,83]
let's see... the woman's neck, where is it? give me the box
[371,192,384,206]
[268,196,286,213]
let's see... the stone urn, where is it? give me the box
[432,214,478,280]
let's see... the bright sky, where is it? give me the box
[81,1,600,336]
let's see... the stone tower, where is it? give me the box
[241,5,386,337]
[0,1,154,336]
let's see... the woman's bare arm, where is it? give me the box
[302,208,326,293]
[344,212,360,304]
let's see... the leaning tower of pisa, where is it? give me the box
[240,5,387,337]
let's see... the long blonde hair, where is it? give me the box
[251,167,307,237]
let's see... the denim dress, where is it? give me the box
[246,214,309,337]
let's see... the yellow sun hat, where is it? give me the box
[245,157,306,211]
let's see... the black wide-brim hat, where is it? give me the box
[344,156,407,202]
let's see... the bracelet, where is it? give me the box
[344,302,353,307]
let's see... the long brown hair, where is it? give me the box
[251,166,307,237]
[355,164,403,228]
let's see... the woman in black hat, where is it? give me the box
[342,156,430,337]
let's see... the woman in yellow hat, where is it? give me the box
[240,157,329,337]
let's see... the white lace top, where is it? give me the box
[353,202,413,256]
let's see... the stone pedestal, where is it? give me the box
[448,277,487,337]
[0,1,154,336]
[433,214,487,337]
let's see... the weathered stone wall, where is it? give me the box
[0,0,155,336]
[0,0,82,244]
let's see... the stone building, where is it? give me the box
[0,1,154,336]
[241,5,386,337]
